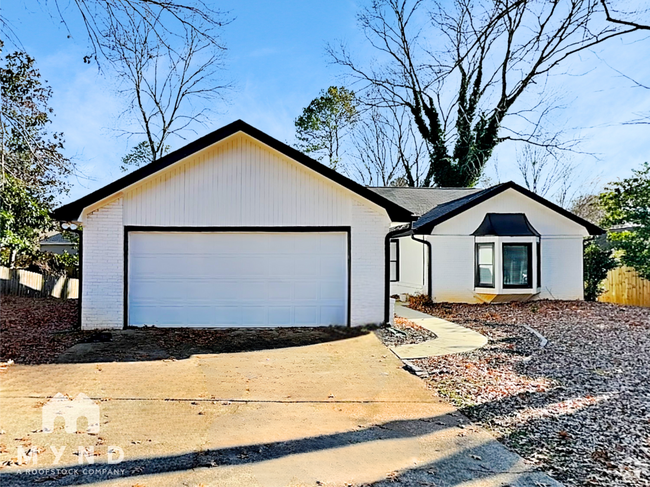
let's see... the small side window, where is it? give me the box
[389,240,399,282]
[475,243,495,288]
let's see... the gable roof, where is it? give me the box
[53,120,414,222]
[413,181,604,235]
[369,187,482,216]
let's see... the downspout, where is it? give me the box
[384,223,412,324]
[77,229,83,330]
[411,232,432,299]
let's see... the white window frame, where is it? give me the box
[474,236,541,295]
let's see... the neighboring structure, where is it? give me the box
[39,232,77,255]
[53,120,602,330]
[373,183,603,303]
[53,120,413,330]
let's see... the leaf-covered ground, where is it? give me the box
[0,296,83,365]
[374,316,437,347]
[0,296,367,364]
[409,300,650,487]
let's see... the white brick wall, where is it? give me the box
[351,199,390,326]
[81,198,124,330]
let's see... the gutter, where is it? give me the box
[383,223,414,324]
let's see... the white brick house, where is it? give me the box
[54,120,602,331]
[54,121,412,330]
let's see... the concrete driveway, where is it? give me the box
[0,332,560,486]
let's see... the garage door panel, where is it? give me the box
[294,307,319,325]
[294,257,322,276]
[321,281,346,300]
[321,256,347,277]
[128,231,348,327]
[294,281,320,300]
[321,306,346,325]
[267,282,293,299]
[268,307,292,326]
[241,307,266,326]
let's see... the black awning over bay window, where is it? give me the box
[472,213,540,237]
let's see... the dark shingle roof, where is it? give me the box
[412,188,493,230]
[40,233,73,245]
[368,187,482,217]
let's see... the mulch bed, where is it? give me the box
[374,316,437,347]
[409,299,650,487]
[0,296,367,364]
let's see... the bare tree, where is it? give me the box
[516,145,602,208]
[570,193,605,224]
[1,1,228,64]
[351,104,427,186]
[107,13,229,166]
[329,0,649,187]
[517,146,574,197]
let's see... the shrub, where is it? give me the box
[584,240,617,301]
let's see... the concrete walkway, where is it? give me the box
[392,303,488,359]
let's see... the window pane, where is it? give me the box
[503,244,530,287]
[476,243,494,287]
[478,245,493,265]
[478,265,493,285]
[389,261,398,281]
[390,241,398,261]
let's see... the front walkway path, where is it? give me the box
[392,303,488,359]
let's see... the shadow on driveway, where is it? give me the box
[0,414,559,487]
[55,326,370,363]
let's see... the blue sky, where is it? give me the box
[3,1,649,205]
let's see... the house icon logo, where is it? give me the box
[42,393,100,434]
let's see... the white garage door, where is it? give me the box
[127,231,348,327]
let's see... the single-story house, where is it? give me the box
[39,232,77,255]
[53,120,602,330]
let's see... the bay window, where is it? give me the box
[472,213,541,294]
[502,243,532,288]
[475,243,495,287]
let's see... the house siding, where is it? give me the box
[393,188,588,303]
[81,198,124,329]
[389,236,428,296]
[80,134,390,329]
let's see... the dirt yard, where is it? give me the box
[409,300,650,487]
[0,296,366,364]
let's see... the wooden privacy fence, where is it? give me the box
[599,266,650,307]
[0,266,78,299]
